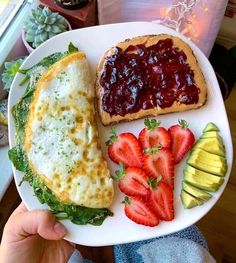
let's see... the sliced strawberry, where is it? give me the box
[106,129,142,168]
[123,196,159,227]
[139,118,171,149]
[148,179,174,221]
[168,120,195,164]
[115,164,150,197]
[142,147,174,189]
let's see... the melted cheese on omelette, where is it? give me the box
[24,52,113,208]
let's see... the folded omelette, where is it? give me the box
[9,46,113,225]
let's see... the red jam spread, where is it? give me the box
[100,38,200,116]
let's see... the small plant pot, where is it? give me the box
[55,0,89,10]
[21,30,34,54]
[22,18,72,54]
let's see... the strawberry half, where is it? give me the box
[106,128,142,168]
[142,146,174,189]
[148,178,174,221]
[168,120,195,164]
[123,196,159,227]
[115,164,150,197]
[139,118,171,149]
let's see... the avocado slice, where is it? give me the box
[187,149,227,174]
[182,181,212,201]
[184,165,224,191]
[203,122,219,132]
[190,148,227,165]
[187,158,226,176]
[180,190,204,209]
[201,131,220,139]
[194,138,225,157]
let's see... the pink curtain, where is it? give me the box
[97,0,228,57]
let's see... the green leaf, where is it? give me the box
[38,14,45,23]
[19,52,66,87]
[2,58,25,92]
[48,32,56,38]
[106,127,118,146]
[122,196,131,205]
[144,118,160,130]
[40,32,48,42]
[52,25,61,33]
[144,146,161,155]
[19,76,30,86]
[39,23,46,29]
[68,42,79,53]
[8,145,30,173]
[178,119,189,129]
[115,163,126,180]
[58,23,67,31]
[48,17,57,25]
[25,33,34,43]
[147,177,162,190]
[29,173,113,225]
[45,24,52,32]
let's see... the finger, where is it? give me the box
[6,209,67,242]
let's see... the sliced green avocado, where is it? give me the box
[180,190,204,209]
[187,149,227,174]
[187,158,226,176]
[190,148,227,165]
[194,138,225,157]
[201,131,220,139]
[184,165,224,191]
[203,122,219,132]
[182,181,212,201]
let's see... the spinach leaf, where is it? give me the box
[26,170,113,225]
[19,52,66,86]
[19,42,79,86]
[20,52,66,75]
[8,145,29,173]
[70,208,113,226]
[11,96,31,140]
[68,42,79,53]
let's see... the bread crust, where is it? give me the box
[96,34,207,126]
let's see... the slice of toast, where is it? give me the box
[96,34,207,126]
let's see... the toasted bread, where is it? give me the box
[96,34,207,126]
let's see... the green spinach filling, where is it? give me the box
[9,43,113,226]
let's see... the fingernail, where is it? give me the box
[54,222,67,236]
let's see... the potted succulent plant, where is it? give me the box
[0,57,25,126]
[22,6,72,53]
[1,58,25,93]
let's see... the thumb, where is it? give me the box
[4,208,67,242]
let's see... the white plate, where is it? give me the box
[8,22,233,246]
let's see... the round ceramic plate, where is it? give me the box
[8,22,233,246]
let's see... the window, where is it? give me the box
[0,0,38,65]
[0,0,25,38]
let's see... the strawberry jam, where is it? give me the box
[100,38,200,116]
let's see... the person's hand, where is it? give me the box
[0,202,75,263]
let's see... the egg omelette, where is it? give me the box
[24,51,114,208]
